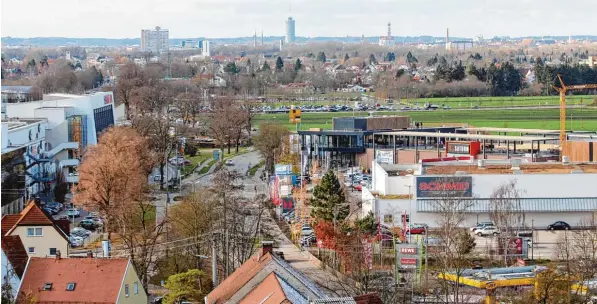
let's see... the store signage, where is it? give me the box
[416,176,472,198]
[447,143,470,154]
[400,258,418,265]
[399,247,418,255]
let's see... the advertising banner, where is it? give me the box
[275,164,292,175]
[416,176,472,198]
[375,150,394,164]
[278,175,293,197]
[363,240,373,270]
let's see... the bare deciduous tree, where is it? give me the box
[489,179,525,265]
[74,127,154,239]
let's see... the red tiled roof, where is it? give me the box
[6,201,69,241]
[15,202,54,226]
[1,235,28,278]
[206,252,273,304]
[18,257,130,304]
[1,215,21,236]
[239,272,287,304]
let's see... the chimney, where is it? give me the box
[261,241,274,257]
[86,250,94,258]
[55,250,61,260]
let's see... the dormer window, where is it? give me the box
[43,283,53,290]
[66,283,76,291]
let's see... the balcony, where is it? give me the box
[65,175,79,183]
[59,158,80,168]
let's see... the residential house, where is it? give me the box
[580,56,597,67]
[1,235,28,300]
[17,255,147,304]
[205,242,328,304]
[2,201,69,257]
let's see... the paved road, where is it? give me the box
[154,150,356,296]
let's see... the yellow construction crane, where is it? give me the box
[552,74,597,144]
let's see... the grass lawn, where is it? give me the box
[248,161,264,177]
[254,107,597,131]
[188,147,251,176]
[398,95,596,109]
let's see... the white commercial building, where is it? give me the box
[363,160,597,229]
[141,26,169,54]
[285,17,296,44]
[2,92,119,213]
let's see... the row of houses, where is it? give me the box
[1,200,148,303]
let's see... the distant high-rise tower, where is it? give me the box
[285,17,296,44]
[445,28,451,50]
[202,40,211,57]
[569,34,572,44]
[141,26,169,54]
[253,31,257,47]
[378,22,395,46]
[261,30,264,45]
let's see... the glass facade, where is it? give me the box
[93,105,114,138]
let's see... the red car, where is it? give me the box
[353,184,363,191]
[406,225,428,235]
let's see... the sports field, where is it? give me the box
[254,107,597,131]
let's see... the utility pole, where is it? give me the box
[212,235,218,288]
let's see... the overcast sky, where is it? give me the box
[1,0,595,39]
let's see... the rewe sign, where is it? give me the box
[416,176,472,198]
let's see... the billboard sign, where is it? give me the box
[416,176,472,198]
[396,244,421,270]
[375,150,394,164]
[275,164,292,175]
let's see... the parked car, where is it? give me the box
[69,236,84,247]
[407,224,428,235]
[547,221,571,230]
[470,222,495,232]
[300,234,317,247]
[225,159,234,166]
[43,207,58,215]
[71,227,92,236]
[84,215,103,225]
[78,220,98,231]
[66,209,80,218]
[301,225,314,236]
[476,226,501,236]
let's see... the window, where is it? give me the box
[134,282,139,294]
[383,214,394,224]
[124,284,129,297]
[93,105,114,138]
[27,228,43,236]
[66,283,76,291]
[28,247,35,253]
[49,248,57,255]
[43,283,53,290]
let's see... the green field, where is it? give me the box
[400,95,596,109]
[254,107,597,131]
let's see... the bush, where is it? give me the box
[185,144,198,157]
